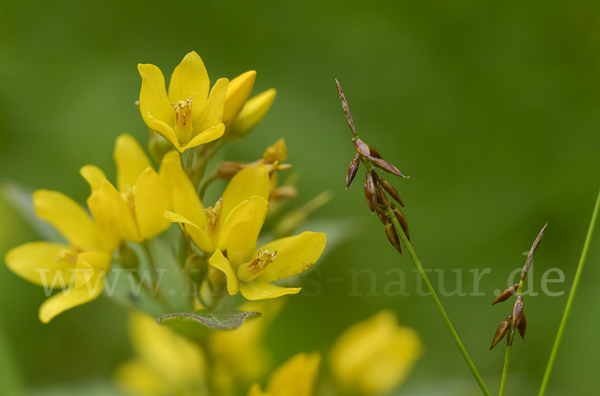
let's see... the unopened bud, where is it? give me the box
[216,161,245,179]
[353,138,371,157]
[372,171,390,208]
[263,139,287,163]
[391,203,410,242]
[385,221,402,255]
[492,284,519,305]
[369,157,408,178]
[512,296,524,334]
[119,242,139,270]
[364,172,376,214]
[490,315,512,350]
[368,145,383,159]
[381,177,405,207]
[517,312,527,343]
[346,154,360,189]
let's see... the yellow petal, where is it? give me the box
[88,179,140,243]
[209,250,239,295]
[217,200,253,252]
[39,271,104,323]
[160,150,206,229]
[180,123,225,151]
[240,281,300,300]
[221,164,270,221]
[138,63,175,128]
[193,78,229,134]
[114,134,153,193]
[223,70,256,126]
[135,168,172,240]
[165,211,212,253]
[227,197,269,266]
[80,165,106,193]
[33,190,99,251]
[257,232,326,283]
[231,88,276,137]
[247,384,267,396]
[168,51,210,113]
[145,114,180,152]
[5,242,74,286]
[266,352,321,396]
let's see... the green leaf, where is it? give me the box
[156,310,261,336]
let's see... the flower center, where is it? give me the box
[236,249,277,283]
[205,198,224,237]
[171,96,193,143]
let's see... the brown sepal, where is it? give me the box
[364,172,376,214]
[490,315,512,350]
[346,154,360,189]
[368,157,408,178]
[492,283,519,305]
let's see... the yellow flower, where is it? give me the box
[210,299,285,393]
[329,311,423,396]
[163,153,271,254]
[115,312,207,396]
[222,70,277,138]
[208,196,326,300]
[138,51,229,152]
[247,352,321,396]
[81,134,172,243]
[5,190,115,323]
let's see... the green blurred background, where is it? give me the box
[1,0,599,395]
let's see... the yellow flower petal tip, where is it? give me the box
[223,70,257,126]
[230,88,277,138]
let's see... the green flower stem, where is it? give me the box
[142,241,174,314]
[499,336,513,396]
[538,186,600,396]
[384,204,491,396]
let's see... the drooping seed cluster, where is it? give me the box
[336,80,410,255]
[490,223,547,350]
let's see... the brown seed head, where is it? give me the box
[346,154,360,189]
[335,79,358,138]
[385,221,402,254]
[364,172,376,214]
[353,138,371,157]
[368,145,383,159]
[492,283,520,305]
[391,203,410,242]
[490,315,512,350]
[381,177,405,207]
[521,223,547,281]
[512,295,524,334]
[369,157,408,178]
[517,312,527,344]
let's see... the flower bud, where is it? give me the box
[381,177,405,207]
[512,296,524,334]
[216,161,245,179]
[391,203,410,242]
[385,221,402,254]
[492,283,519,305]
[147,131,173,163]
[490,315,512,350]
[372,171,390,208]
[229,88,276,139]
[346,154,360,189]
[263,139,287,164]
[369,157,408,178]
[364,172,376,214]
[368,145,383,159]
[517,312,527,344]
[353,138,371,157]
